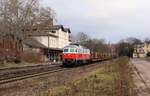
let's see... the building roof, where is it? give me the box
[27,31,58,38]
[24,38,63,51]
[64,28,71,33]
[27,25,71,36]
[134,44,144,48]
[49,25,65,31]
[24,38,47,48]
[49,25,71,33]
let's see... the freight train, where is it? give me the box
[62,43,115,66]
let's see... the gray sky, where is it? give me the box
[42,0,150,43]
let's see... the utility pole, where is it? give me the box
[48,35,50,64]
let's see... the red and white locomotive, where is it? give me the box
[62,43,116,66]
[62,43,91,65]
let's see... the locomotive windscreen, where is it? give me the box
[63,49,69,52]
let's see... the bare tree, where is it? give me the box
[124,37,142,45]
[74,32,110,53]
[75,32,90,43]
[144,38,150,44]
[116,38,138,57]
[0,0,55,38]
[0,0,55,62]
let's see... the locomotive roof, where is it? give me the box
[64,45,81,48]
[64,44,89,50]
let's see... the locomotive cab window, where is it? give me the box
[63,49,69,52]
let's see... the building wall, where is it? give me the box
[133,43,150,58]
[23,44,41,53]
[58,29,70,49]
[33,29,70,49]
[22,44,50,63]
[33,36,58,49]
[143,43,150,53]
[133,53,138,58]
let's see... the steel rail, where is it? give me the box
[0,60,112,85]
[0,64,64,85]
[0,67,66,85]
[0,63,61,72]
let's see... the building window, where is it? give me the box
[51,31,56,33]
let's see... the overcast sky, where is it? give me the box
[42,0,150,43]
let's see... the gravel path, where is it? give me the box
[131,59,150,96]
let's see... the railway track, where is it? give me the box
[0,64,65,85]
[0,60,112,85]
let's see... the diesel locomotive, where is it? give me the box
[62,43,115,66]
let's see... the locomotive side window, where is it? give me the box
[83,49,86,54]
[76,49,78,52]
[83,49,88,54]
[87,50,90,54]
[79,49,83,53]
[70,48,75,52]
[85,50,88,54]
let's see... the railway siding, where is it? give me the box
[0,60,112,96]
[0,64,62,84]
[0,62,61,70]
[0,58,135,96]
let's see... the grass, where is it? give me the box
[47,57,134,96]
[113,57,135,96]
[51,69,114,96]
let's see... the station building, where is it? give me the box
[25,25,72,62]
